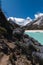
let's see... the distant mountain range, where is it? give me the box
[8,13,43,30]
[24,15,43,30]
[8,17,32,27]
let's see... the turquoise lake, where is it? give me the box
[25,32,43,45]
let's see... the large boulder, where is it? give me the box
[32,52,43,65]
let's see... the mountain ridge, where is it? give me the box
[8,13,43,30]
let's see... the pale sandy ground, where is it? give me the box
[25,30,43,32]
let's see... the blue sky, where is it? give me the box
[1,0,43,18]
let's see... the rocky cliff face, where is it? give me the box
[0,9,42,65]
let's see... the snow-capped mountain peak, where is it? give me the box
[35,13,43,19]
[33,13,43,25]
[7,13,43,27]
[26,17,32,21]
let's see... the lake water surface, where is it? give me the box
[25,32,43,45]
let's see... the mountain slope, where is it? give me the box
[24,14,43,30]
[0,9,42,65]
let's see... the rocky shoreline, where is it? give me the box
[0,29,41,65]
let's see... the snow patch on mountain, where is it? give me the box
[8,17,32,26]
[35,13,43,19]
[33,13,43,25]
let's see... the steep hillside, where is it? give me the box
[0,9,43,65]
